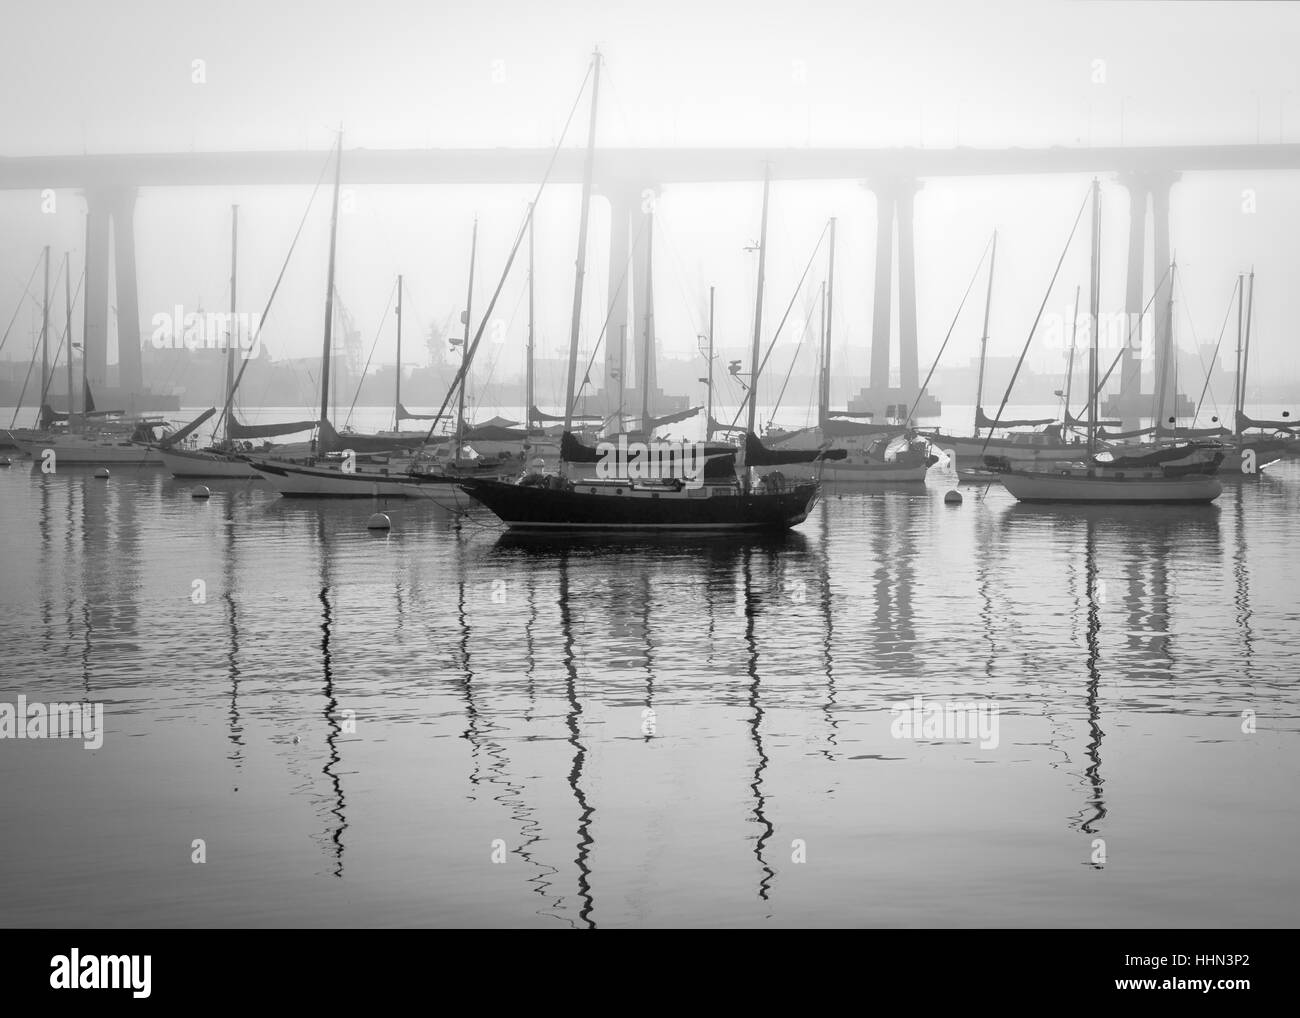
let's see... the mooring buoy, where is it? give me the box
[944,489,963,505]
[191,485,211,500]
[367,512,391,530]
[93,467,110,479]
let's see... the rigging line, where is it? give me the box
[466,278,528,423]
[0,251,46,357]
[569,216,645,419]
[420,61,595,448]
[905,232,995,428]
[769,288,820,423]
[1089,261,1172,412]
[215,143,334,440]
[36,262,82,408]
[654,205,707,339]
[10,267,86,428]
[1192,275,1240,428]
[729,218,831,430]
[342,277,398,428]
[978,187,1090,462]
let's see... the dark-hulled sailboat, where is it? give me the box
[459,52,834,531]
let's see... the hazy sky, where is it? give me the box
[3,0,1299,411]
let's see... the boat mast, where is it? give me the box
[746,164,771,447]
[393,274,403,433]
[40,245,49,412]
[562,48,601,436]
[526,204,535,433]
[1240,267,1255,436]
[820,217,836,430]
[1232,272,1244,431]
[974,230,997,436]
[1063,283,1080,424]
[225,205,238,446]
[705,286,715,441]
[640,209,654,434]
[457,218,478,465]
[80,217,90,415]
[316,131,343,455]
[1086,179,1100,459]
[64,252,73,428]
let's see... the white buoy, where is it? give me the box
[191,485,211,500]
[94,467,110,479]
[944,489,963,505]
[367,512,391,530]
[0,456,11,467]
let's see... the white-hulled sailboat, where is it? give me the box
[997,180,1222,505]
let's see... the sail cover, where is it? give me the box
[822,418,904,438]
[560,430,739,480]
[708,416,747,434]
[1236,409,1298,431]
[156,407,216,448]
[744,431,847,466]
[318,419,427,453]
[643,406,701,430]
[228,414,317,440]
[978,406,1055,430]
[396,402,440,421]
[531,406,603,423]
[464,424,528,442]
[1097,443,1209,468]
[1064,409,1122,430]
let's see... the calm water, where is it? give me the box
[1,454,1298,928]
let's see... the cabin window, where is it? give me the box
[616,487,623,495]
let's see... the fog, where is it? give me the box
[2,0,1298,406]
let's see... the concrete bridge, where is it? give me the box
[5,143,1298,419]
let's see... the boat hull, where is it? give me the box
[156,447,261,479]
[1000,468,1222,504]
[250,459,456,497]
[459,478,819,531]
[8,436,161,465]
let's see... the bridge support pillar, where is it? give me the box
[896,182,919,396]
[1106,171,1181,429]
[81,187,143,403]
[82,194,112,393]
[848,178,933,420]
[109,189,143,398]
[629,193,658,416]
[869,184,895,392]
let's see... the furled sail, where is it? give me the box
[227,414,317,440]
[156,407,216,448]
[822,418,905,438]
[1236,409,1297,432]
[1097,443,1210,468]
[708,416,746,434]
[978,406,1056,430]
[396,402,439,421]
[1064,409,1122,430]
[744,431,847,466]
[530,405,603,423]
[560,430,740,480]
[463,424,528,442]
[643,405,701,430]
[318,419,426,453]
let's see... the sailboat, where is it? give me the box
[928,233,1080,482]
[250,137,510,498]
[762,219,936,483]
[459,52,828,532]
[1215,271,1296,474]
[997,180,1222,505]
[7,244,174,465]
